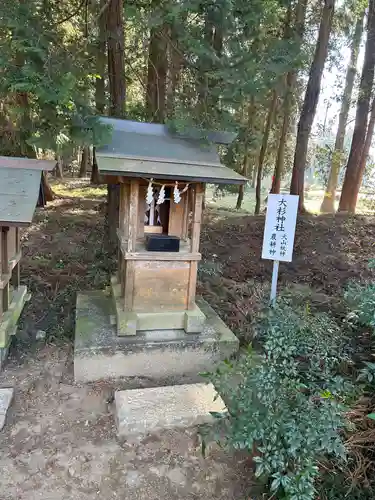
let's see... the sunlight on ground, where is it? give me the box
[51,178,106,199]
[206,186,375,215]
[50,179,375,215]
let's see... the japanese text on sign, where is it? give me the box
[261,194,299,262]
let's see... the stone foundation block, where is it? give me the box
[74,291,239,383]
[184,308,206,333]
[0,388,14,431]
[115,383,225,437]
[110,276,207,335]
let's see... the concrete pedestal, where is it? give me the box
[74,291,239,383]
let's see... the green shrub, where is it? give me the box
[345,262,375,330]
[345,282,375,331]
[198,260,223,277]
[203,299,352,500]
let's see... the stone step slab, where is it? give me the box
[0,388,14,431]
[115,383,226,437]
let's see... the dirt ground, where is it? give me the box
[0,345,251,500]
[199,210,375,340]
[0,180,374,499]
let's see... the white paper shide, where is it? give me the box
[262,194,299,263]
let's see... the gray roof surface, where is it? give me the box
[0,166,42,225]
[0,156,55,171]
[98,129,221,166]
[96,118,246,184]
[98,157,246,184]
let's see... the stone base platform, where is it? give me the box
[74,291,239,383]
[111,276,206,336]
[115,383,225,437]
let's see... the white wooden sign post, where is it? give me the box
[261,194,299,305]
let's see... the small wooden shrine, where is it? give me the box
[96,118,247,337]
[0,156,54,367]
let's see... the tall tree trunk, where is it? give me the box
[290,0,335,212]
[79,147,90,178]
[107,0,125,117]
[198,6,224,123]
[95,0,107,115]
[106,0,125,246]
[321,13,364,212]
[38,173,54,206]
[357,96,375,189]
[167,24,183,116]
[146,11,168,123]
[272,70,292,195]
[54,155,63,178]
[92,0,107,185]
[255,91,278,215]
[272,0,308,195]
[251,166,256,188]
[236,153,250,209]
[236,100,255,209]
[91,153,101,184]
[236,184,244,209]
[339,0,375,212]
[271,107,288,194]
[198,13,213,118]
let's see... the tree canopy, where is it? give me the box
[0,0,374,213]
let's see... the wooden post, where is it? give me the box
[1,227,10,313]
[118,183,129,288]
[181,191,189,241]
[118,183,127,234]
[127,179,139,252]
[187,183,204,309]
[11,228,20,289]
[168,194,185,238]
[137,185,146,238]
[190,183,204,253]
[124,179,139,310]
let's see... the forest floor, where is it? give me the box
[0,178,374,499]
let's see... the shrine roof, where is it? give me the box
[0,156,55,226]
[96,118,247,185]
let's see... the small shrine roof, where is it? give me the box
[96,118,247,185]
[0,156,55,226]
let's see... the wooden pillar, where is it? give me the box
[118,183,130,292]
[119,183,129,235]
[137,185,146,238]
[124,179,139,311]
[1,227,10,313]
[181,191,189,241]
[190,183,204,252]
[11,228,20,290]
[168,193,185,238]
[187,183,204,309]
